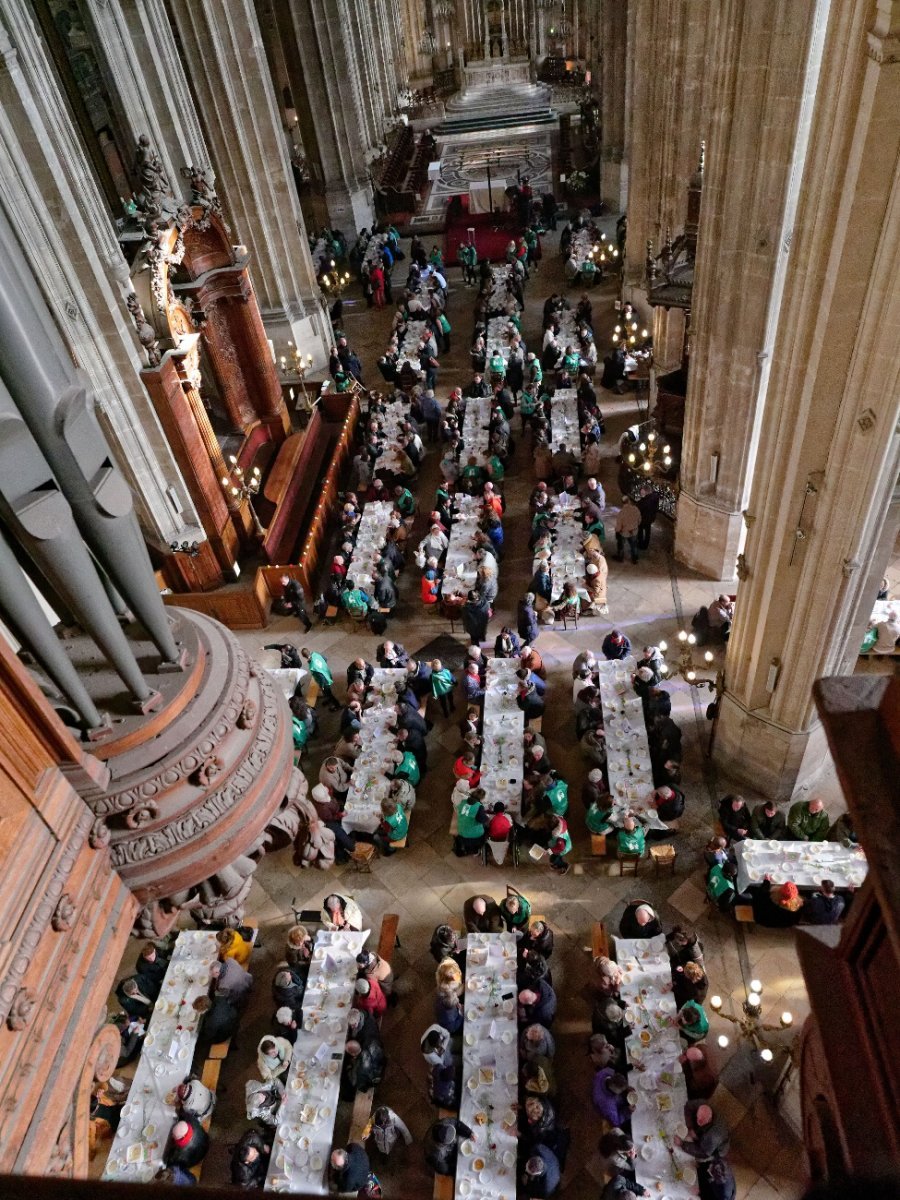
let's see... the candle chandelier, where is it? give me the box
[222,456,266,541]
[709,981,794,1063]
[623,429,673,478]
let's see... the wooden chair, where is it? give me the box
[618,850,642,876]
[590,833,608,857]
[649,844,677,877]
[557,601,580,630]
[349,843,376,873]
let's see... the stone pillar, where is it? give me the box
[166,0,332,367]
[268,0,376,233]
[714,0,900,799]
[0,5,203,553]
[622,0,716,310]
[599,0,628,212]
[674,0,828,580]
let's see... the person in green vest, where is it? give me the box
[487,453,505,484]
[547,815,572,875]
[430,658,456,718]
[561,346,580,375]
[334,367,351,392]
[341,579,371,620]
[301,647,341,710]
[519,387,538,431]
[676,999,709,1044]
[456,792,489,856]
[393,486,416,517]
[377,798,409,856]
[489,349,506,380]
[438,311,452,351]
[460,456,486,496]
[429,245,444,272]
[586,798,613,835]
[617,816,645,859]
[706,862,736,913]
[580,257,596,287]
[508,309,522,332]
[458,241,476,286]
[393,747,420,787]
[291,714,310,755]
[501,891,532,931]
[545,774,569,817]
[526,353,543,387]
[787,797,830,842]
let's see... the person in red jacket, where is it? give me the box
[453,751,481,787]
[422,563,440,606]
[354,976,387,1019]
[487,801,513,841]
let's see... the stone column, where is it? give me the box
[267,0,376,233]
[599,0,628,212]
[714,0,900,799]
[0,4,203,554]
[674,0,828,580]
[166,0,332,367]
[622,0,716,312]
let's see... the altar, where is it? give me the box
[463,58,532,89]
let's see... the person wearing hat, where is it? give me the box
[619,900,662,939]
[425,1115,474,1176]
[522,1143,562,1197]
[651,784,686,822]
[750,799,788,840]
[230,1126,271,1188]
[584,557,609,615]
[787,796,830,842]
[676,1100,731,1161]
[165,1116,209,1173]
[357,948,395,998]
[175,1077,215,1123]
[330,1143,371,1193]
[354,975,387,1019]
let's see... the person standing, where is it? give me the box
[615,497,641,564]
[278,573,312,632]
[301,647,341,711]
[636,485,660,550]
[430,659,456,718]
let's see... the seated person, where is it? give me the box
[230,1128,271,1188]
[616,815,645,858]
[802,878,846,925]
[651,785,685,823]
[706,860,737,912]
[592,1068,633,1128]
[718,794,753,842]
[619,900,662,940]
[787,797,830,842]
[749,879,805,928]
[165,1116,209,1174]
[501,891,532,930]
[676,999,709,1044]
[426,1117,474,1176]
[464,894,504,932]
[751,799,788,840]
[487,801,514,842]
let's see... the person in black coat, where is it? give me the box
[115,977,154,1021]
[230,1128,270,1188]
[523,920,554,961]
[194,994,239,1046]
[166,1117,209,1172]
[518,594,540,644]
[342,1034,387,1096]
[462,589,490,645]
[272,966,305,1017]
[277,574,312,631]
[801,879,846,925]
[425,1117,473,1175]
[330,1143,371,1192]
[718,794,753,842]
[134,943,169,1000]
[406,659,433,702]
[619,901,663,940]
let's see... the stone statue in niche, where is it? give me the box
[133,134,172,211]
[180,164,222,220]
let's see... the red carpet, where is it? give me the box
[444,201,521,265]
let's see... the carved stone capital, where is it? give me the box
[7,987,36,1031]
[51,894,76,933]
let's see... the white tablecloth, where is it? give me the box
[542,494,586,602]
[342,668,408,833]
[397,317,431,369]
[615,934,700,1200]
[104,932,219,1181]
[479,658,524,820]
[266,929,370,1194]
[460,396,493,469]
[265,666,306,701]
[371,396,416,477]
[595,657,664,830]
[456,932,519,1200]
[345,500,395,592]
[486,315,516,364]
[443,494,485,601]
[549,388,582,458]
[485,267,521,318]
[733,840,868,893]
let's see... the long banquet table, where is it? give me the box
[544,493,587,603]
[733,839,868,894]
[479,657,524,820]
[103,931,219,1181]
[345,500,395,593]
[265,928,369,1194]
[460,396,493,468]
[342,667,408,834]
[614,933,700,1200]
[455,931,519,1200]
[595,656,667,831]
[371,396,415,478]
[549,387,582,459]
[443,494,486,602]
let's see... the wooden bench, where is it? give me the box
[323,605,340,626]
[591,921,611,961]
[306,679,321,707]
[389,835,408,850]
[735,904,755,924]
[434,1173,455,1200]
[590,833,608,856]
[348,913,400,1142]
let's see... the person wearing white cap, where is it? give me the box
[584,558,608,614]
[619,899,662,940]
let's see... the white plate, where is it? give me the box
[460,1140,475,1157]
[641,1143,654,1160]
[459,1183,472,1197]
[310,1153,324,1172]
[682,1167,697,1184]
[675,1122,688,1138]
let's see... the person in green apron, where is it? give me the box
[341,580,371,620]
[676,999,710,1044]
[545,775,569,817]
[706,862,736,913]
[489,349,506,380]
[456,795,489,855]
[377,798,409,856]
[519,387,538,431]
[501,891,532,930]
[586,800,613,835]
[393,486,416,517]
[394,748,420,787]
[616,816,645,859]
[301,647,341,710]
[561,346,580,375]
